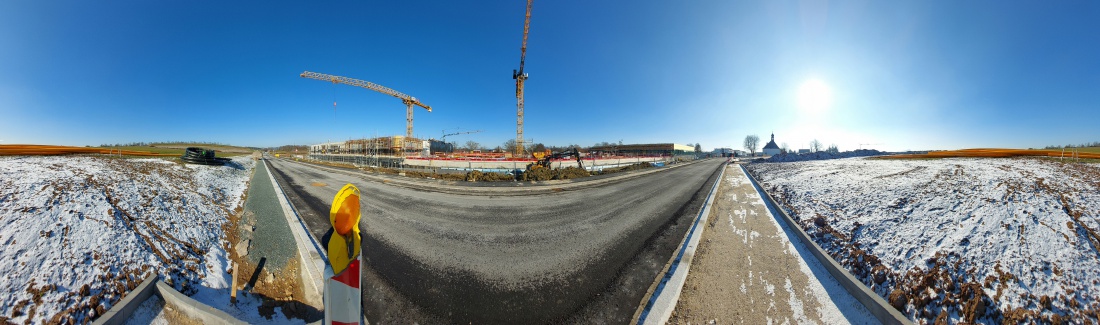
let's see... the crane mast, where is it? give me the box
[513,0,533,157]
[300,71,432,140]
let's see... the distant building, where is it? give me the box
[589,143,695,157]
[798,149,811,154]
[762,133,781,156]
[712,147,734,157]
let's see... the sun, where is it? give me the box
[797,78,832,113]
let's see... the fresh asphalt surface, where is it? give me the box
[266,157,725,323]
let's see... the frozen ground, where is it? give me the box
[746,157,1100,324]
[672,165,874,324]
[760,149,889,163]
[0,155,302,324]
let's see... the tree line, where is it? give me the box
[1044,141,1100,149]
[743,134,838,156]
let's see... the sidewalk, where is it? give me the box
[240,161,297,269]
[669,164,874,324]
[231,160,321,320]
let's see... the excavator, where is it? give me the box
[526,147,584,171]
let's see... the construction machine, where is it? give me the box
[526,147,584,171]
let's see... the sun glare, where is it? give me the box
[797,79,832,113]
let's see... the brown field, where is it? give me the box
[0,145,178,157]
[0,144,253,158]
[879,148,1100,160]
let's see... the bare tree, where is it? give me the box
[694,143,703,154]
[503,139,518,153]
[810,139,822,153]
[526,142,547,154]
[780,142,789,154]
[744,135,760,156]
[464,140,481,151]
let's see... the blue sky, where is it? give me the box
[1,1,1097,152]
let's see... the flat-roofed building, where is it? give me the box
[588,143,695,157]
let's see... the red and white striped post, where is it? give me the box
[324,184,363,325]
[324,259,361,325]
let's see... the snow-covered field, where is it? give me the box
[746,157,1100,324]
[0,155,263,323]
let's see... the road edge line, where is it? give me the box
[633,161,727,324]
[264,159,326,308]
[740,164,911,325]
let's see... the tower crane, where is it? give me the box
[300,71,432,140]
[512,0,533,157]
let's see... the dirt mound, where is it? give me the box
[595,162,653,175]
[521,166,591,181]
[558,166,594,179]
[465,170,515,182]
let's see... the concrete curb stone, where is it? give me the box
[741,164,910,325]
[93,273,249,325]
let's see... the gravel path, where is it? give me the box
[670,164,876,324]
[266,156,724,323]
[241,160,297,269]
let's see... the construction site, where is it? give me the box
[284,0,710,179]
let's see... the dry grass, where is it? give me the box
[0,145,177,157]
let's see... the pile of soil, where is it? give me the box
[595,162,653,175]
[465,170,515,182]
[521,166,590,181]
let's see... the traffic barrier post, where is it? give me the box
[324,184,363,325]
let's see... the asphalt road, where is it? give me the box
[266,157,725,323]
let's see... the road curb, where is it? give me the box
[264,159,327,308]
[155,281,248,325]
[93,273,248,325]
[92,273,159,325]
[741,164,911,325]
[633,161,727,324]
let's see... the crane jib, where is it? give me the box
[300,71,432,112]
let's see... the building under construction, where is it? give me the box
[310,136,431,157]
